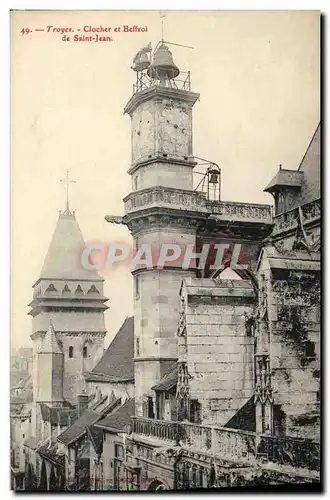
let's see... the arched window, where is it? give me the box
[83,346,87,358]
[69,346,74,358]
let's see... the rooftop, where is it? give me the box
[264,168,303,193]
[152,367,178,392]
[38,211,102,282]
[96,398,135,433]
[85,316,134,383]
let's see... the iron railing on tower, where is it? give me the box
[133,70,191,94]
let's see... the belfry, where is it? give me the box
[122,42,202,416]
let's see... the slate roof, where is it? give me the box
[57,397,121,446]
[152,367,178,392]
[37,442,65,467]
[86,425,103,456]
[96,398,135,432]
[264,168,303,193]
[39,402,78,426]
[85,317,134,382]
[38,320,63,354]
[57,410,100,445]
[39,212,102,281]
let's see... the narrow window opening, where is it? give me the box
[135,275,140,300]
[69,346,74,358]
[305,341,316,358]
[83,346,87,358]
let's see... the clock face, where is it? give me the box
[159,99,190,156]
[131,98,191,163]
[132,106,154,163]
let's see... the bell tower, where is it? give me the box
[122,42,203,416]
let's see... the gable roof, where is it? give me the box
[86,425,103,456]
[57,397,121,446]
[95,398,135,433]
[39,402,78,426]
[39,212,102,281]
[86,317,134,382]
[57,410,100,445]
[37,442,65,468]
[152,366,178,392]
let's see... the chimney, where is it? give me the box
[77,390,89,417]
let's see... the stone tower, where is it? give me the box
[29,205,108,410]
[122,43,203,416]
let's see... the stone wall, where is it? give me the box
[55,333,104,403]
[268,271,320,440]
[180,278,256,426]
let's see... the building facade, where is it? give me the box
[105,42,320,490]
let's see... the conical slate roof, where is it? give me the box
[39,212,102,281]
[39,320,63,354]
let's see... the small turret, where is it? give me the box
[37,320,64,404]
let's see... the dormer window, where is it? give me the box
[264,168,303,216]
[74,285,84,295]
[87,285,100,295]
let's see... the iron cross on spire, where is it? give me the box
[159,11,166,42]
[60,169,76,215]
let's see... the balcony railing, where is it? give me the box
[131,417,320,471]
[272,198,320,236]
[179,422,256,463]
[133,71,192,94]
[124,186,273,224]
[124,187,206,215]
[131,416,178,443]
[214,427,256,462]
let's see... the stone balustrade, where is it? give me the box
[257,434,320,472]
[131,416,178,443]
[180,422,256,463]
[131,416,319,471]
[124,187,273,224]
[124,187,206,214]
[272,198,320,236]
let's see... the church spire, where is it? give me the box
[39,319,62,354]
[60,169,76,216]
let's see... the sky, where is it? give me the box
[10,10,320,349]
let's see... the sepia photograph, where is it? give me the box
[10,9,320,492]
